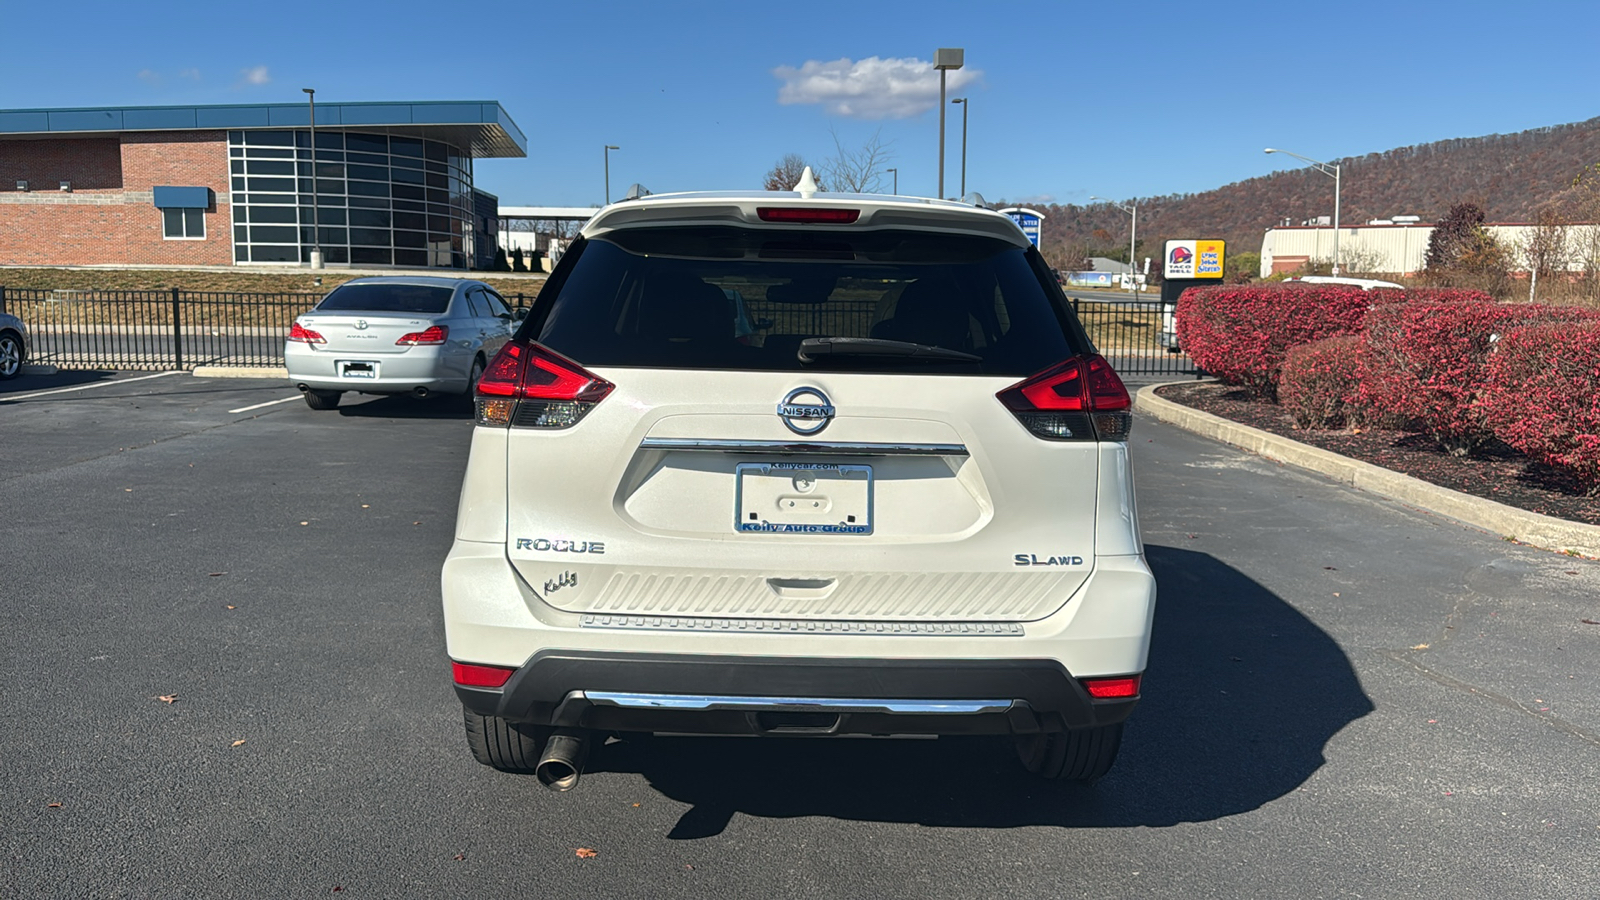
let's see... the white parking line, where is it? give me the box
[0,371,184,401]
[228,395,303,414]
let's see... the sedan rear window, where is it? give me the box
[527,227,1082,375]
[317,284,454,314]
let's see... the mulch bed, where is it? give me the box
[1154,381,1599,526]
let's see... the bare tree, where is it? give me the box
[763,154,824,192]
[823,128,893,194]
[1516,206,1572,281]
[1335,245,1387,275]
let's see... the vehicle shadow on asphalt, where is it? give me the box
[334,395,474,420]
[0,368,118,396]
[582,544,1374,838]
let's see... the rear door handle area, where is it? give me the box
[765,577,837,600]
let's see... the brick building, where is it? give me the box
[0,101,525,270]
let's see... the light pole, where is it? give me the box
[302,88,322,269]
[887,167,898,195]
[604,144,620,205]
[951,98,968,198]
[1091,195,1138,297]
[933,48,964,199]
[1265,147,1342,275]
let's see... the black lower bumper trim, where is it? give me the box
[454,650,1137,736]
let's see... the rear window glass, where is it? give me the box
[317,284,453,314]
[528,227,1080,375]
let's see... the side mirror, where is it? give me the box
[512,307,529,322]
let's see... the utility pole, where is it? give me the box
[933,48,964,199]
[302,88,322,269]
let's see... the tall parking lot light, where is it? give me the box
[887,167,898,195]
[1092,195,1138,296]
[604,145,620,205]
[933,48,964,199]
[1265,147,1341,275]
[303,88,322,270]
[952,98,968,198]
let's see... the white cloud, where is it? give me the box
[180,68,201,81]
[137,69,162,86]
[1012,193,1056,205]
[774,56,980,120]
[240,66,271,86]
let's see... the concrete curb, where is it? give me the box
[192,366,288,379]
[20,364,59,376]
[1135,382,1600,558]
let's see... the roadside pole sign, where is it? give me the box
[1162,239,1226,281]
[999,207,1045,248]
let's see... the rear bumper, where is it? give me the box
[455,650,1138,735]
[284,342,470,394]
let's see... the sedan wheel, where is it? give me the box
[0,334,21,379]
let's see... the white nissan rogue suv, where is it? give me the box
[441,182,1156,791]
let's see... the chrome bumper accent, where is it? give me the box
[585,692,1011,715]
[638,437,967,457]
[578,614,1025,636]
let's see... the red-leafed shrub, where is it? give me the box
[1360,300,1600,455]
[1177,284,1370,399]
[1279,335,1364,429]
[1479,322,1600,496]
[1365,287,1495,307]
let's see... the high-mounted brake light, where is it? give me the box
[997,354,1133,441]
[287,323,326,344]
[474,339,614,428]
[756,207,861,224]
[451,661,516,688]
[1082,675,1141,699]
[396,325,448,346]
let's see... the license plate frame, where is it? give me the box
[338,360,378,379]
[735,461,873,535]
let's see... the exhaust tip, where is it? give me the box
[535,733,587,792]
[412,386,430,398]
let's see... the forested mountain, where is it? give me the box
[1020,116,1600,270]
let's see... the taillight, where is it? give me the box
[1081,675,1141,699]
[756,207,861,224]
[996,353,1132,441]
[474,339,615,429]
[451,661,516,688]
[287,323,325,344]
[396,325,448,345]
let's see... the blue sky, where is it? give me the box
[3,0,1596,208]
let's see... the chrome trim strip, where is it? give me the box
[585,692,1010,715]
[638,438,967,457]
[578,614,1025,636]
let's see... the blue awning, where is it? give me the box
[152,186,211,209]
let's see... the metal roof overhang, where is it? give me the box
[0,101,526,158]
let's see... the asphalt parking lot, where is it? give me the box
[3,371,1599,898]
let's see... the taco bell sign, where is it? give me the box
[999,207,1045,248]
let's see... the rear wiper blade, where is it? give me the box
[798,337,981,364]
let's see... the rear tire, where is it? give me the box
[304,389,342,410]
[0,332,22,380]
[463,706,550,773]
[1015,723,1124,782]
[461,357,484,410]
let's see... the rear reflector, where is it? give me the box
[1082,675,1141,699]
[756,207,861,224]
[396,325,448,346]
[287,323,325,344]
[451,661,516,688]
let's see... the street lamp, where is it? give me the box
[302,88,322,269]
[604,145,620,205]
[951,98,968,198]
[887,167,898,195]
[1091,195,1138,297]
[933,48,964,199]
[1265,147,1342,275]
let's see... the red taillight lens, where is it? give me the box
[474,339,614,428]
[287,323,325,344]
[996,354,1132,441]
[1082,675,1141,699]
[451,661,516,688]
[396,325,448,345]
[756,207,861,224]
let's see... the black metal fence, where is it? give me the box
[0,285,1194,377]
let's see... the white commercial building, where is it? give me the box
[1259,221,1600,277]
